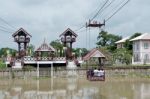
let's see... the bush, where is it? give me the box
[0,61,6,69]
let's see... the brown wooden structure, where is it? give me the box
[83,48,106,67]
[35,40,55,61]
[60,28,77,60]
[12,28,32,58]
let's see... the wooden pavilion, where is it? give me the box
[35,40,55,61]
[83,48,106,67]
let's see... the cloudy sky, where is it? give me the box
[0,0,150,50]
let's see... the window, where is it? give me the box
[136,43,139,50]
[134,54,140,62]
[144,43,149,49]
[144,54,149,62]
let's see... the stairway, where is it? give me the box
[67,61,77,69]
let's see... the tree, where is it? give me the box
[124,33,141,50]
[27,44,35,56]
[97,31,122,52]
[97,31,109,46]
[73,48,88,57]
[50,39,64,57]
[113,48,132,65]
[0,48,17,58]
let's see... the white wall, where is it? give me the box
[132,40,150,64]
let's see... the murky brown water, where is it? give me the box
[0,77,150,99]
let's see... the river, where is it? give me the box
[0,77,150,99]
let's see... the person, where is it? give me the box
[101,69,105,76]
[90,68,94,77]
[94,68,98,76]
[97,68,102,77]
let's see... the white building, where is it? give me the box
[115,37,129,49]
[130,33,150,64]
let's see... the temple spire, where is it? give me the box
[44,38,46,43]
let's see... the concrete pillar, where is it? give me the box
[37,63,39,78]
[51,63,53,78]
[36,80,39,99]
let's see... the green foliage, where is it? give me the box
[97,31,122,52]
[73,48,88,57]
[0,61,6,69]
[0,47,17,57]
[50,39,63,50]
[113,48,132,65]
[124,33,141,51]
[27,44,35,56]
[50,39,64,57]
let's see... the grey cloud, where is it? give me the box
[0,0,150,49]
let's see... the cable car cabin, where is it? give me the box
[86,69,105,81]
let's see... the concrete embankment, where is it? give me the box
[0,66,150,78]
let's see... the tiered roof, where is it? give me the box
[36,40,55,52]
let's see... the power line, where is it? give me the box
[105,0,130,22]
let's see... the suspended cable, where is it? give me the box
[0,28,13,33]
[105,0,130,22]
[101,0,126,20]
[86,27,88,49]
[91,0,109,21]
[96,0,117,20]
[74,25,85,32]
[75,0,109,32]
[0,17,16,30]
[0,25,15,32]
[88,27,91,49]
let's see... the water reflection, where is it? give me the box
[0,78,150,99]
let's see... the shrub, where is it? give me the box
[0,61,6,69]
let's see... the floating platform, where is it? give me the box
[86,70,105,81]
[87,76,105,81]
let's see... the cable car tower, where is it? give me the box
[85,20,105,49]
